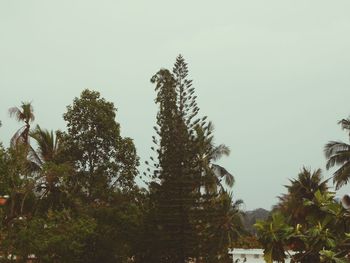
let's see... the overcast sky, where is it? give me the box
[1,1,350,210]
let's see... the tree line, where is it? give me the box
[2,55,350,263]
[0,56,244,263]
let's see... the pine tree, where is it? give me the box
[148,66,195,262]
[145,56,238,263]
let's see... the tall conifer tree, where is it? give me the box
[146,56,239,263]
[149,63,196,262]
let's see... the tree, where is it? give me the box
[325,117,350,189]
[61,89,142,262]
[62,89,139,200]
[9,102,41,168]
[81,192,144,263]
[30,125,61,163]
[29,125,73,211]
[255,212,294,263]
[9,102,35,146]
[275,168,328,225]
[145,56,238,263]
[0,145,37,222]
[199,191,244,262]
[147,66,196,262]
[194,122,234,194]
[194,123,239,262]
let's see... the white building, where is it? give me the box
[229,249,294,263]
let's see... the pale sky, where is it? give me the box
[1,1,350,210]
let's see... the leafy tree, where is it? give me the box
[325,117,350,189]
[62,89,139,200]
[60,89,142,262]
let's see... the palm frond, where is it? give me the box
[338,118,350,132]
[211,144,230,162]
[30,125,60,162]
[212,164,235,187]
[28,144,43,167]
[10,126,26,147]
[324,141,350,159]
[8,107,22,121]
[333,162,350,190]
[326,151,350,170]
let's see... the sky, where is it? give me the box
[1,0,350,210]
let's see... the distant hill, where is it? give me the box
[243,208,270,234]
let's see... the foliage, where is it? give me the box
[1,145,37,221]
[2,210,96,262]
[232,235,262,249]
[255,212,294,263]
[82,195,143,263]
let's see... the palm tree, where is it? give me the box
[29,125,67,210]
[324,117,350,189]
[216,192,244,247]
[276,168,328,225]
[195,122,234,194]
[199,191,244,262]
[9,102,35,146]
[30,125,61,163]
[9,102,41,168]
[7,103,46,218]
